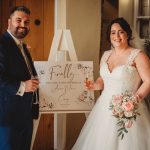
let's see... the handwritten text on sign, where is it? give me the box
[34,61,94,111]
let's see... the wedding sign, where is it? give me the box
[34,61,94,111]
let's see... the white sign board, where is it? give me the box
[34,61,94,112]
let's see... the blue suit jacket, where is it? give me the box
[0,32,38,127]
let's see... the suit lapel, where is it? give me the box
[3,32,25,60]
[2,32,31,78]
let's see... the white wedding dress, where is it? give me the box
[72,49,150,150]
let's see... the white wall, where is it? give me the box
[119,0,134,26]
[66,0,100,64]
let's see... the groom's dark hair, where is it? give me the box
[10,6,30,18]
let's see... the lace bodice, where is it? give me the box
[100,49,142,95]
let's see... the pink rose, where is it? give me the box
[79,94,84,101]
[122,101,134,112]
[26,44,31,50]
[112,108,118,115]
[125,120,133,128]
[112,95,122,106]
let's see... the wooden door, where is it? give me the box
[0,0,54,149]
[0,0,16,34]
[15,0,54,61]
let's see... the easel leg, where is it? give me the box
[85,112,90,119]
[30,113,41,150]
[54,113,58,150]
[54,113,67,150]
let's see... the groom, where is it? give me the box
[0,6,39,150]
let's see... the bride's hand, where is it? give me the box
[134,94,142,103]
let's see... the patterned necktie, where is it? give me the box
[18,43,33,76]
[18,43,39,105]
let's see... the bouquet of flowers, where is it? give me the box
[109,91,140,140]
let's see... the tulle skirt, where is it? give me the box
[72,93,150,150]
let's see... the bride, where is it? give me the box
[72,17,150,150]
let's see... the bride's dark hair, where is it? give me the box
[106,17,133,46]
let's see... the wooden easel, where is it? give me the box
[31,29,78,150]
[48,29,77,62]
